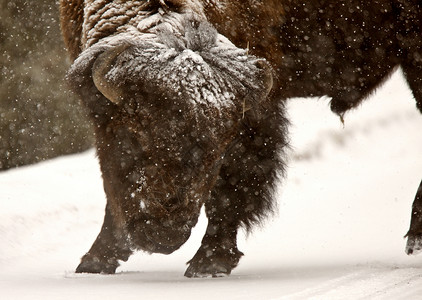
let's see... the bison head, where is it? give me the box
[67,3,273,254]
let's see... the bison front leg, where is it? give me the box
[405,180,422,255]
[184,218,243,278]
[76,204,133,274]
[185,108,288,278]
[185,155,246,278]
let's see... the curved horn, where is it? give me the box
[243,59,274,114]
[92,44,131,105]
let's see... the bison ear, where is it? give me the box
[92,44,132,105]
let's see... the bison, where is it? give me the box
[60,0,422,277]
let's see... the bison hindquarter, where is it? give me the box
[64,0,287,277]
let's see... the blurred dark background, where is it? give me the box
[0,0,93,171]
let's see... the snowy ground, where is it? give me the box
[1,69,422,299]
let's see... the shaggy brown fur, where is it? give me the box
[60,0,422,277]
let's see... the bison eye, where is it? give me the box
[159,0,183,12]
[163,197,180,211]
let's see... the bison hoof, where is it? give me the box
[75,254,119,274]
[184,248,243,278]
[406,234,422,255]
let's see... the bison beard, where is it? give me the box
[61,0,422,277]
[64,0,287,277]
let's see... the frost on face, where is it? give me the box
[128,168,148,210]
[70,3,272,116]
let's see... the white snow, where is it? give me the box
[2,69,422,299]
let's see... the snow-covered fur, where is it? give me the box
[70,12,271,113]
[61,0,287,277]
[61,0,422,277]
